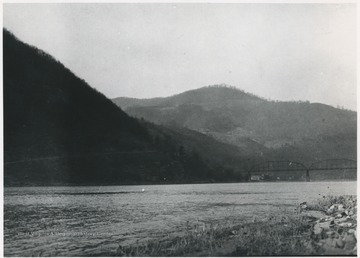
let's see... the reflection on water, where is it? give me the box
[4,181,356,256]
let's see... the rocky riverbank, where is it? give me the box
[111,195,356,256]
[301,195,357,255]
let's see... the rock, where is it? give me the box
[300,202,308,211]
[338,223,352,227]
[322,246,348,255]
[305,210,326,219]
[326,231,335,237]
[327,208,334,214]
[319,216,332,223]
[303,197,357,255]
[314,224,323,235]
[304,242,314,252]
[324,238,337,248]
[348,246,357,256]
[348,229,356,235]
[317,239,326,246]
[336,238,344,248]
[318,221,331,230]
[336,217,348,223]
[343,234,357,250]
[304,215,318,223]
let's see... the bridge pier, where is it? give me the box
[306,170,310,182]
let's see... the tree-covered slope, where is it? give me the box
[113,85,356,164]
[3,29,156,185]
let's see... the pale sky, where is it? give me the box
[3,3,357,110]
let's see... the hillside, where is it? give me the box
[113,85,357,164]
[4,29,242,186]
[113,86,263,109]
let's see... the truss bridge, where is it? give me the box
[248,159,357,182]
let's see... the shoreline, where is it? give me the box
[108,195,357,256]
[4,179,357,188]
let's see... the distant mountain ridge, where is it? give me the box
[113,85,356,164]
[114,85,264,109]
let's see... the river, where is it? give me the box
[4,181,356,256]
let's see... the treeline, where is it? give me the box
[202,84,266,101]
[141,120,249,183]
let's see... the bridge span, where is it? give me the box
[248,159,357,182]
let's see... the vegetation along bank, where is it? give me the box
[110,195,357,256]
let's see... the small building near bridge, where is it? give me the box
[250,175,263,181]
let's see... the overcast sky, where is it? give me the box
[3,3,357,110]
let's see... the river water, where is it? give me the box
[4,181,356,256]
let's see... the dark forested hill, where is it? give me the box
[113,85,357,164]
[3,29,148,185]
[4,29,244,186]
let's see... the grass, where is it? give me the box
[112,213,312,256]
[106,195,356,256]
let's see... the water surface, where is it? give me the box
[4,181,356,256]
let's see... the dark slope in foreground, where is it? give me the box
[4,29,150,185]
[113,86,356,164]
[5,29,241,186]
